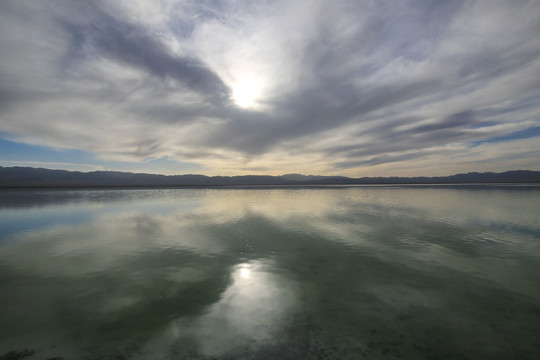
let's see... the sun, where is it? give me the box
[232,78,259,108]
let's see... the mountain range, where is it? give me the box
[1,166,540,188]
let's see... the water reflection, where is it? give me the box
[0,186,540,359]
[240,266,251,279]
[159,261,298,358]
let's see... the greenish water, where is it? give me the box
[1,186,539,359]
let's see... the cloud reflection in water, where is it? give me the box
[0,187,539,359]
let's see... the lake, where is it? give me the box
[1,186,540,359]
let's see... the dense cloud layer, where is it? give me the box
[1,0,540,175]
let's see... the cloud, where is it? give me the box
[59,9,230,102]
[0,0,540,175]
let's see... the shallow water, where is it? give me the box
[1,186,540,359]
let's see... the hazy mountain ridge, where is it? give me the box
[1,167,540,188]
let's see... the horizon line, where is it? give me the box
[1,165,540,180]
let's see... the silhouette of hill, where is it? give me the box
[0,166,539,188]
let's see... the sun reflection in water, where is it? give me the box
[240,267,251,279]
[155,260,298,358]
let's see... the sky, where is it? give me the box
[1,0,540,177]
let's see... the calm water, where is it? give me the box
[1,186,540,359]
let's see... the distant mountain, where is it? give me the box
[281,173,329,181]
[1,167,539,188]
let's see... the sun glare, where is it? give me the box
[240,268,251,279]
[232,78,259,108]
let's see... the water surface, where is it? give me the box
[1,186,540,359]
